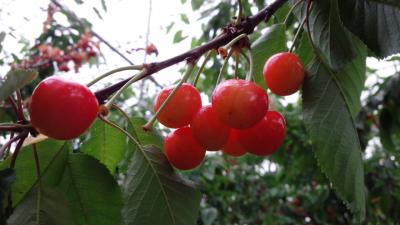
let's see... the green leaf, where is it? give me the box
[122,145,201,225]
[57,154,122,225]
[0,140,67,206]
[251,24,287,89]
[302,57,366,220]
[173,31,187,43]
[339,0,400,58]
[332,36,367,118]
[8,187,75,225]
[128,117,163,148]
[0,32,5,53]
[294,33,314,66]
[0,69,38,101]
[293,0,356,70]
[81,119,127,174]
[191,0,202,10]
[180,14,190,24]
[100,0,107,12]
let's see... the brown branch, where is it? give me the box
[94,0,287,104]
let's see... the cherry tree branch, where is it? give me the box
[94,0,287,104]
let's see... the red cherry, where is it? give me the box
[190,105,230,151]
[263,52,305,96]
[154,83,201,128]
[164,127,206,170]
[237,111,285,156]
[212,79,268,129]
[29,76,99,140]
[223,129,246,157]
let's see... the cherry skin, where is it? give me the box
[164,127,206,170]
[223,129,247,157]
[237,111,285,156]
[29,76,99,140]
[212,79,268,129]
[263,52,305,96]
[190,105,230,151]
[154,83,201,128]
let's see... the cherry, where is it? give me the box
[164,127,206,170]
[237,111,285,156]
[190,105,230,151]
[212,79,268,129]
[154,83,201,128]
[29,76,99,140]
[263,52,305,96]
[223,129,246,157]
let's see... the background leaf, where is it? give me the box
[339,0,400,58]
[0,69,38,101]
[0,168,15,224]
[303,57,366,220]
[122,145,201,225]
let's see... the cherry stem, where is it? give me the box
[244,49,254,81]
[10,131,29,168]
[104,69,148,109]
[193,50,215,87]
[234,52,240,79]
[142,62,196,131]
[15,90,26,122]
[289,15,306,53]
[98,115,141,147]
[7,97,24,122]
[235,0,243,25]
[218,33,248,56]
[32,144,42,185]
[283,0,303,25]
[216,48,234,85]
[87,65,144,87]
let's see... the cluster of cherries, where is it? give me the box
[160,52,305,170]
[26,51,304,172]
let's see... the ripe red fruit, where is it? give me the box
[154,83,201,128]
[29,76,99,140]
[190,105,230,151]
[164,127,206,170]
[237,111,285,156]
[263,52,305,96]
[212,79,268,129]
[223,129,246,157]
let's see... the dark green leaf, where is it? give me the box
[294,32,314,66]
[122,145,201,225]
[173,31,187,43]
[81,119,127,174]
[0,169,15,224]
[303,57,366,221]
[293,0,356,69]
[0,69,38,101]
[339,0,400,58]
[251,24,287,89]
[180,14,190,24]
[8,187,75,225]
